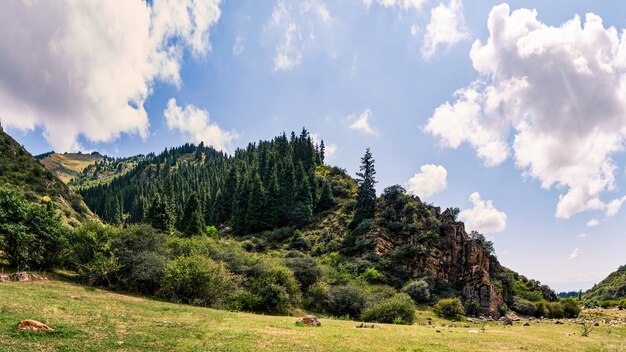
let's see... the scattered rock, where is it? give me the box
[8,272,47,282]
[554,320,564,325]
[436,330,441,333]
[523,322,530,327]
[70,295,81,300]
[501,317,513,326]
[468,330,479,333]
[0,274,9,282]
[18,320,53,332]
[594,322,600,327]
[296,315,321,327]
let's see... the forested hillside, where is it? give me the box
[583,265,626,308]
[0,125,93,225]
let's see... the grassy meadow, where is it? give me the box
[1,279,625,352]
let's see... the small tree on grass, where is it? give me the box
[580,321,594,337]
[434,298,465,319]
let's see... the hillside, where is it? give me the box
[36,152,104,184]
[0,126,93,225]
[36,151,143,189]
[1,279,625,352]
[583,265,626,306]
[76,130,557,317]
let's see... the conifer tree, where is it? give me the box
[351,148,377,228]
[315,181,334,212]
[181,192,204,236]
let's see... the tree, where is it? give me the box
[351,148,377,229]
[181,192,205,236]
[315,181,334,212]
[319,140,326,164]
[147,195,174,233]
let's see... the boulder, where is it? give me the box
[523,322,530,327]
[8,272,47,282]
[0,274,9,282]
[501,317,513,326]
[18,320,54,332]
[296,315,321,327]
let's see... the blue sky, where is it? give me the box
[2,0,626,291]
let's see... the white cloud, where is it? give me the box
[425,4,626,219]
[421,0,470,61]
[406,164,448,199]
[0,0,221,152]
[364,0,427,13]
[586,219,599,227]
[568,248,580,260]
[576,233,588,239]
[348,109,378,135]
[269,0,332,71]
[164,98,237,152]
[459,192,507,233]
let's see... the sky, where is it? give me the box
[2,0,626,292]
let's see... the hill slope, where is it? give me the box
[1,279,624,352]
[583,265,626,305]
[0,127,93,225]
[36,152,104,184]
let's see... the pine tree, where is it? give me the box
[315,181,334,212]
[351,148,377,229]
[181,192,204,236]
[246,172,267,233]
[319,140,325,164]
[147,194,173,232]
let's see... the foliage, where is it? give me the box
[401,279,431,303]
[350,148,377,229]
[582,265,626,305]
[360,293,415,325]
[560,298,581,318]
[325,284,367,319]
[511,297,536,316]
[284,251,322,291]
[158,255,241,307]
[248,263,302,314]
[0,187,69,270]
[434,298,465,318]
[464,300,482,317]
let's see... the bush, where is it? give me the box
[359,267,383,283]
[401,279,431,303]
[534,300,548,318]
[434,298,465,318]
[600,300,619,308]
[327,284,367,318]
[361,293,415,325]
[249,264,302,314]
[0,188,69,270]
[306,281,333,312]
[464,300,482,317]
[511,297,536,316]
[159,255,240,307]
[619,299,626,310]
[284,251,322,291]
[546,301,565,319]
[561,298,581,318]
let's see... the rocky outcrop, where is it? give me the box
[18,320,54,332]
[296,315,321,327]
[1,272,48,282]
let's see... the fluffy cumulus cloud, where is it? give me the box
[458,192,507,233]
[268,0,332,71]
[568,248,580,260]
[310,133,338,161]
[586,219,599,227]
[0,0,221,152]
[426,4,626,219]
[348,109,378,136]
[407,164,448,199]
[164,98,237,152]
[421,0,470,61]
[363,0,427,13]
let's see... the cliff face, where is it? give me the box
[425,222,504,316]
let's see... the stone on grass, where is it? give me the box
[18,320,54,332]
[296,315,321,327]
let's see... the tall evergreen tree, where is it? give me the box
[147,194,174,232]
[351,148,377,229]
[315,181,334,212]
[181,192,204,236]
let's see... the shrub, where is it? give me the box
[361,293,415,325]
[359,267,383,283]
[306,281,333,312]
[111,224,168,293]
[511,297,536,316]
[0,188,69,270]
[619,299,626,310]
[68,222,119,281]
[401,279,431,303]
[327,284,367,318]
[159,255,240,307]
[363,285,397,307]
[249,264,302,314]
[534,300,548,318]
[600,300,619,308]
[561,298,581,318]
[464,300,482,317]
[284,251,322,291]
[434,298,465,318]
[546,301,565,319]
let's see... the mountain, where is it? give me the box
[583,265,626,305]
[76,129,556,316]
[36,151,143,189]
[0,126,93,225]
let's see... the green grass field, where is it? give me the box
[1,279,625,352]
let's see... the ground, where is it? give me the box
[1,279,625,352]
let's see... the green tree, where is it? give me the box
[351,148,377,229]
[181,192,204,236]
[147,195,174,233]
[315,181,334,212]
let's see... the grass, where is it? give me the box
[1,280,625,351]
